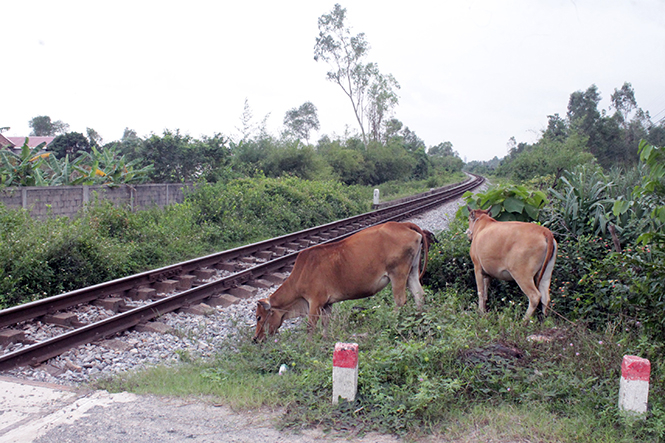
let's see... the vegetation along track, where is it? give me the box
[0,174,484,371]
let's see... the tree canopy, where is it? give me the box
[28,116,69,136]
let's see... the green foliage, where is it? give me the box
[82,145,154,185]
[283,101,320,144]
[185,176,368,243]
[496,130,594,182]
[0,139,49,187]
[633,141,665,241]
[459,183,548,222]
[496,83,660,178]
[422,219,476,294]
[0,138,154,187]
[544,164,615,237]
[262,141,330,181]
[49,132,91,159]
[28,115,69,136]
[132,130,231,183]
[535,146,665,342]
[0,177,369,308]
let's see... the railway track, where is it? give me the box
[0,174,484,371]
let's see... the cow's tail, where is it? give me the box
[404,222,429,280]
[535,230,556,288]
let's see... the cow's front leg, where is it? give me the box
[474,266,489,313]
[307,301,324,338]
[319,304,333,338]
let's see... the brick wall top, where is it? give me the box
[0,183,192,219]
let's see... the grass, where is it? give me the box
[94,286,665,442]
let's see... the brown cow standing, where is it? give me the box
[466,208,557,319]
[253,222,429,342]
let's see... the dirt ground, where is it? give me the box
[31,391,405,443]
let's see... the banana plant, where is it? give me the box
[0,138,49,187]
[82,145,154,185]
[546,164,614,237]
[43,153,91,186]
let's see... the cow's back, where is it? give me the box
[470,220,551,278]
[288,222,422,301]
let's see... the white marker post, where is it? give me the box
[618,355,650,416]
[373,189,380,206]
[332,342,359,404]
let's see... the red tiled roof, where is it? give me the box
[6,136,55,148]
[0,134,12,148]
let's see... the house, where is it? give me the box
[0,134,55,154]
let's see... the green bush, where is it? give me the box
[0,177,370,309]
[185,176,369,240]
[460,183,548,222]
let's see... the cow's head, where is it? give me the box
[466,206,492,241]
[253,298,286,342]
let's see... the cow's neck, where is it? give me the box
[477,215,495,229]
[269,281,298,309]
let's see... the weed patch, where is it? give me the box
[98,288,665,441]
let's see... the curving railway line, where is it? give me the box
[0,174,484,371]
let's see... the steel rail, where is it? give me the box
[0,174,484,370]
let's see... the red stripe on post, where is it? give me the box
[621,355,651,382]
[333,343,358,369]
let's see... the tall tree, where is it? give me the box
[283,102,320,144]
[48,132,91,159]
[314,4,399,146]
[428,141,454,157]
[543,113,568,142]
[611,82,637,128]
[86,128,103,147]
[567,85,601,136]
[314,4,369,143]
[367,72,400,142]
[28,116,69,136]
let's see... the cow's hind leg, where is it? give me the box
[514,277,542,319]
[405,246,425,309]
[538,241,557,315]
[407,261,425,310]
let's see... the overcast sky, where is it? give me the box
[3,0,664,161]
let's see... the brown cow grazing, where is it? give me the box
[466,208,557,319]
[253,221,429,342]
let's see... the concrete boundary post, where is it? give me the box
[619,355,650,416]
[332,342,358,404]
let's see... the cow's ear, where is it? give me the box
[258,299,271,311]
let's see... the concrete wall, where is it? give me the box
[0,183,192,219]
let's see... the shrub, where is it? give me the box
[0,177,370,309]
[460,183,548,222]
